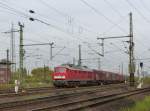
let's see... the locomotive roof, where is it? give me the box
[56,64,93,72]
[56,64,123,75]
[93,69,122,75]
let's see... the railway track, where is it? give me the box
[31,87,150,111]
[0,83,126,98]
[0,83,128,110]
[0,86,54,98]
[0,86,52,94]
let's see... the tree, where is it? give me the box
[31,66,53,82]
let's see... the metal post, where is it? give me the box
[3,24,19,72]
[98,58,101,70]
[101,39,104,56]
[10,23,15,72]
[6,49,9,84]
[78,45,81,66]
[121,62,123,74]
[73,57,76,65]
[129,12,135,86]
[49,42,54,60]
[118,65,120,73]
[50,44,52,60]
[18,22,24,83]
[44,64,46,81]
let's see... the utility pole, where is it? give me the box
[98,58,101,70]
[73,57,76,65]
[97,12,135,86]
[18,22,24,82]
[6,49,9,84]
[118,65,120,73]
[129,12,135,86]
[10,23,16,72]
[78,44,82,66]
[121,62,124,74]
[3,23,18,72]
[43,64,46,81]
[49,42,54,60]
[6,49,9,64]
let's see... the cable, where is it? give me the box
[80,0,128,34]
[41,0,144,60]
[102,16,128,35]
[139,0,150,14]
[1,0,92,58]
[102,0,129,34]
[103,0,125,19]
[0,1,86,43]
[0,0,132,70]
[0,1,29,18]
[102,0,150,56]
[38,0,99,35]
[125,0,150,23]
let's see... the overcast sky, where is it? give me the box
[0,0,150,74]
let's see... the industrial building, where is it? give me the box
[0,59,11,84]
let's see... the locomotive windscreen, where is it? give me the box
[55,67,66,73]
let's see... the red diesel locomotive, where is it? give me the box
[52,65,125,87]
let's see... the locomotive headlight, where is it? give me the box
[54,75,65,79]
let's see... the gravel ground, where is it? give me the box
[84,90,150,111]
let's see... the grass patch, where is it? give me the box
[121,96,150,111]
[143,77,150,84]
[0,84,14,90]
[0,82,53,90]
[21,82,53,88]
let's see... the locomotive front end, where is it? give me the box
[52,66,67,87]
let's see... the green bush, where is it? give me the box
[5,66,54,89]
[122,96,150,111]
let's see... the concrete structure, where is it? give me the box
[0,59,11,83]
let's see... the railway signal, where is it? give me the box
[140,62,143,68]
[140,62,144,80]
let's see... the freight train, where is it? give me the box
[52,64,125,87]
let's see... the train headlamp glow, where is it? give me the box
[54,75,65,79]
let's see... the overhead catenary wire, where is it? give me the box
[0,0,139,70]
[38,0,99,35]
[139,0,150,15]
[0,0,125,53]
[80,0,128,34]
[0,1,30,18]
[31,0,99,45]
[0,0,90,44]
[125,0,150,23]
[0,1,123,58]
[38,0,133,62]
[103,0,125,19]
[102,0,150,56]
[78,0,135,60]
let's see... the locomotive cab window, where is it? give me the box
[55,67,66,73]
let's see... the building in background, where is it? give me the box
[0,59,11,84]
